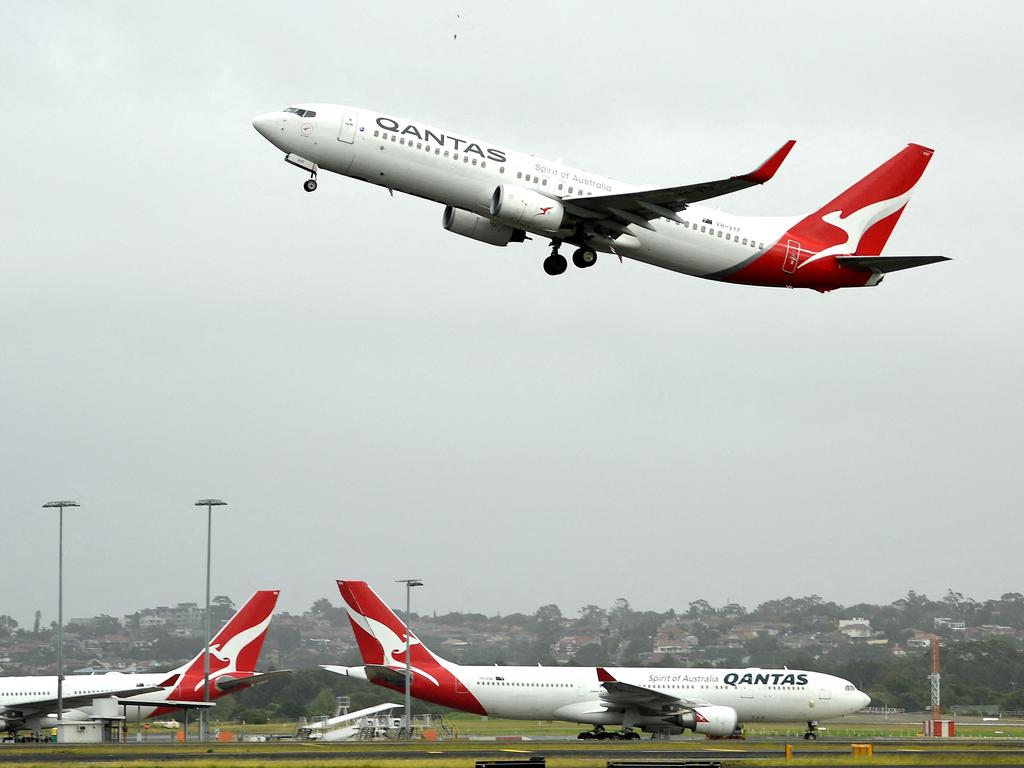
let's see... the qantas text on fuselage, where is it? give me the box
[253,103,948,291]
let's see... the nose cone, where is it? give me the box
[252,112,277,141]
[857,691,871,709]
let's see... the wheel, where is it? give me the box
[303,179,318,192]
[626,732,641,740]
[572,247,597,268]
[804,732,816,740]
[578,731,594,740]
[543,254,567,275]
[596,731,609,740]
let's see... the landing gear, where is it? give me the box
[804,720,819,740]
[572,246,597,269]
[543,241,567,275]
[303,177,318,192]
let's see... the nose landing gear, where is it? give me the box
[303,176,318,192]
[803,720,819,740]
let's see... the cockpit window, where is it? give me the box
[283,107,316,118]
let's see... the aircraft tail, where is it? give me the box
[166,590,279,688]
[337,580,448,669]
[789,143,935,257]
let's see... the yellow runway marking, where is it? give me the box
[499,748,532,753]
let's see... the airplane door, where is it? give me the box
[782,240,801,274]
[337,112,358,144]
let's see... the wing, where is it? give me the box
[596,667,709,714]
[8,685,168,717]
[562,140,796,235]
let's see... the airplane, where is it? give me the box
[299,702,403,742]
[0,590,287,737]
[252,104,948,291]
[323,581,870,740]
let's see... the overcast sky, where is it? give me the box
[1,1,1021,630]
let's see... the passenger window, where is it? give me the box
[472,158,477,165]
[417,142,422,149]
[499,167,505,174]
[390,135,396,142]
[435,148,440,155]
[742,237,747,245]
[399,138,405,145]
[542,178,547,186]
[726,233,731,240]
[517,171,522,179]
[701,225,706,233]
[558,183,563,191]
[444,150,449,157]
[481,161,486,168]
[759,242,764,249]
[373,130,379,138]
[568,186,574,193]
[717,231,723,237]
[463,156,469,163]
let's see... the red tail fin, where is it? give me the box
[177,590,279,682]
[336,580,486,715]
[337,580,446,669]
[789,143,935,256]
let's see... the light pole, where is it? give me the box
[43,500,79,743]
[195,499,226,742]
[396,578,422,738]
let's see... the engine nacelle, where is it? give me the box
[489,185,566,235]
[442,206,525,247]
[37,709,91,729]
[670,705,738,737]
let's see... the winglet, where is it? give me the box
[740,140,796,184]
[596,667,615,683]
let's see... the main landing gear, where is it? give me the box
[803,720,819,740]
[543,241,597,275]
[577,725,641,740]
[303,173,318,192]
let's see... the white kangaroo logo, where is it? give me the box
[191,612,273,693]
[797,190,911,270]
[344,605,441,687]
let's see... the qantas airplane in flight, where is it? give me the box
[323,581,869,740]
[0,590,286,737]
[252,104,947,291]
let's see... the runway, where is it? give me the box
[4,740,1024,766]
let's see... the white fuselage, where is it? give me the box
[0,672,181,730]
[460,666,862,724]
[252,104,794,279]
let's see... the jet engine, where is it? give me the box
[38,709,91,728]
[489,185,566,235]
[668,705,738,737]
[442,206,526,247]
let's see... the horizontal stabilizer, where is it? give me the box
[364,664,411,689]
[836,255,950,274]
[215,669,292,691]
[118,698,215,709]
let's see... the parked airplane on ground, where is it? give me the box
[0,591,286,736]
[323,581,869,740]
[253,104,947,291]
[299,702,403,742]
